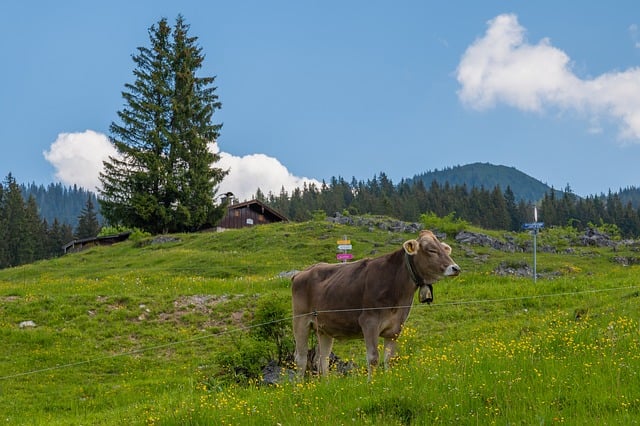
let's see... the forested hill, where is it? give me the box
[11,164,640,228]
[617,186,640,209]
[410,163,561,202]
[21,182,99,228]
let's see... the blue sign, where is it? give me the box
[523,222,544,230]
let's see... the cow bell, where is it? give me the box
[419,284,433,304]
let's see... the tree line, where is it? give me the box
[21,181,100,228]
[539,188,640,237]
[258,173,640,238]
[0,174,100,269]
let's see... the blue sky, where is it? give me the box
[2,1,640,201]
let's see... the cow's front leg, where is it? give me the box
[361,326,380,380]
[293,317,311,377]
[383,337,397,370]
[316,333,334,376]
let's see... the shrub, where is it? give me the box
[98,226,150,242]
[538,225,580,249]
[420,212,469,236]
[214,335,272,385]
[251,293,294,364]
[588,221,621,240]
[213,293,294,385]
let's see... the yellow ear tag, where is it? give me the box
[402,239,419,255]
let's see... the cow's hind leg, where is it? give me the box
[293,316,311,377]
[383,337,397,370]
[316,333,334,376]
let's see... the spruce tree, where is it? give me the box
[21,196,44,263]
[503,186,520,231]
[0,180,6,267]
[76,197,101,239]
[1,174,26,267]
[100,15,227,234]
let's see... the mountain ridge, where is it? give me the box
[409,162,639,207]
[409,162,564,202]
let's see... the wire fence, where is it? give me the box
[2,284,639,381]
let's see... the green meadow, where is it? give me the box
[1,218,639,425]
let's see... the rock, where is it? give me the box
[19,320,37,328]
[329,352,357,375]
[326,213,423,234]
[151,235,181,244]
[307,347,358,376]
[455,230,519,252]
[612,256,640,266]
[580,228,615,247]
[261,360,295,385]
[494,261,532,277]
[277,270,299,279]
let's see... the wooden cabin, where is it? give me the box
[62,231,132,254]
[218,200,287,229]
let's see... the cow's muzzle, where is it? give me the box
[419,284,433,304]
[445,264,461,277]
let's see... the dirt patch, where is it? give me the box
[173,294,229,314]
[149,294,251,330]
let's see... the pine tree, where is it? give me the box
[489,186,510,230]
[503,186,520,231]
[76,197,101,239]
[0,180,6,267]
[1,174,26,267]
[170,16,228,230]
[99,15,227,234]
[21,196,44,263]
[46,219,69,257]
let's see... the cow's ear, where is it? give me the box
[441,242,452,254]
[403,239,419,255]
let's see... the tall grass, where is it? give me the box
[1,219,639,424]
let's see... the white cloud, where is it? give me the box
[43,131,320,202]
[457,13,640,141]
[213,143,322,202]
[43,130,117,191]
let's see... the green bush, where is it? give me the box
[538,225,580,249]
[213,293,293,385]
[588,221,621,240]
[214,335,272,385]
[251,293,294,364]
[312,210,327,221]
[98,226,150,242]
[420,211,469,236]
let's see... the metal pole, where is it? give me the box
[533,228,537,283]
[533,206,538,283]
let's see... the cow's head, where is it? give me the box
[403,230,461,303]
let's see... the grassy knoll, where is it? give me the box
[1,218,639,425]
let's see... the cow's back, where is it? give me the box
[291,259,373,315]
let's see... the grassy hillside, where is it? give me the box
[1,218,639,425]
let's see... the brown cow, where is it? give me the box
[291,230,460,378]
